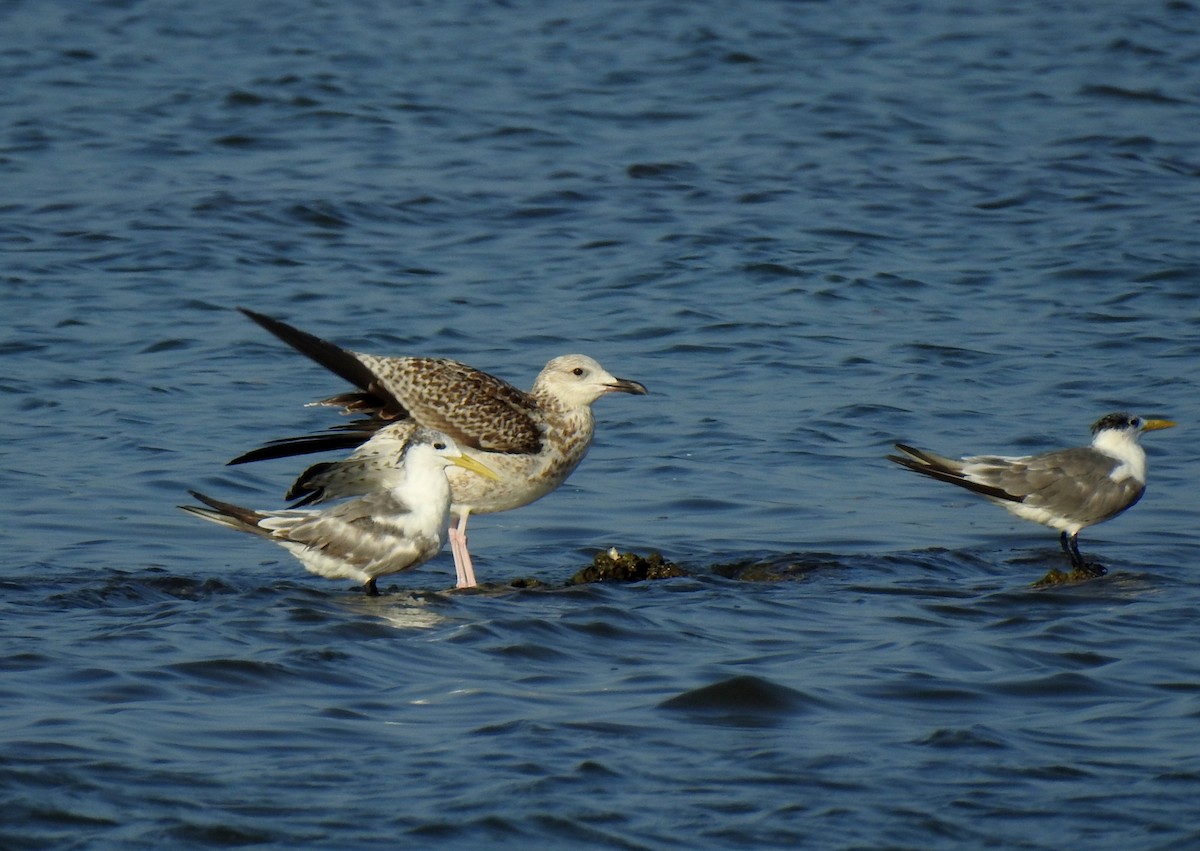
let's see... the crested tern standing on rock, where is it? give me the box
[181,427,499,595]
[227,308,648,588]
[888,412,1176,576]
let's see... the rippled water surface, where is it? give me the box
[3,0,1199,848]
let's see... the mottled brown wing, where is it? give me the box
[361,355,544,455]
[232,308,542,462]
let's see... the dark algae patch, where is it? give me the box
[493,549,687,590]
[569,549,687,584]
[1031,565,1108,588]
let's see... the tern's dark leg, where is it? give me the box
[1058,531,1084,569]
[1062,532,1106,577]
[1037,533,1105,586]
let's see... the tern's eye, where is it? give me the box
[433,441,447,450]
[1128,417,1141,429]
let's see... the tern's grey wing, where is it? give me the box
[963,447,1145,526]
[279,492,437,569]
[987,448,1145,524]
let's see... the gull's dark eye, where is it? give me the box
[572,367,584,376]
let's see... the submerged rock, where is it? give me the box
[569,548,688,584]
[711,554,843,582]
[1031,564,1107,588]
[506,576,552,590]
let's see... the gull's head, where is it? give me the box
[1090,412,1177,444]
[407,427,500,480]
[534,354,648,408]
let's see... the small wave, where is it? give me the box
[659,674,827,727]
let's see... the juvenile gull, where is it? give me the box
[229,308,649,588]
[181,427,499,595]
[888,412,1176,576]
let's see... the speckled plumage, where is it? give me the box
[181,427,498,594]
[888,412,1176,576]
[229,309,648,587]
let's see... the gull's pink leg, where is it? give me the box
[448,511,476,588]
[448,527,464,585]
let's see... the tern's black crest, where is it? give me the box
[1090,412,1138,434]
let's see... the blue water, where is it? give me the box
[3,0,1200,847]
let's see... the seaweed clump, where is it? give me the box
[506,576,552,590]
[1031,564,1107,588]
[570,548,688,585]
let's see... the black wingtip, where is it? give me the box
[886,449,1020,504]
[185,489,224,511]
[227,428,378,466]
[236,307,383,394]
[886,455,931,478]
[886,443,920,467]
[237,306,279,334]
